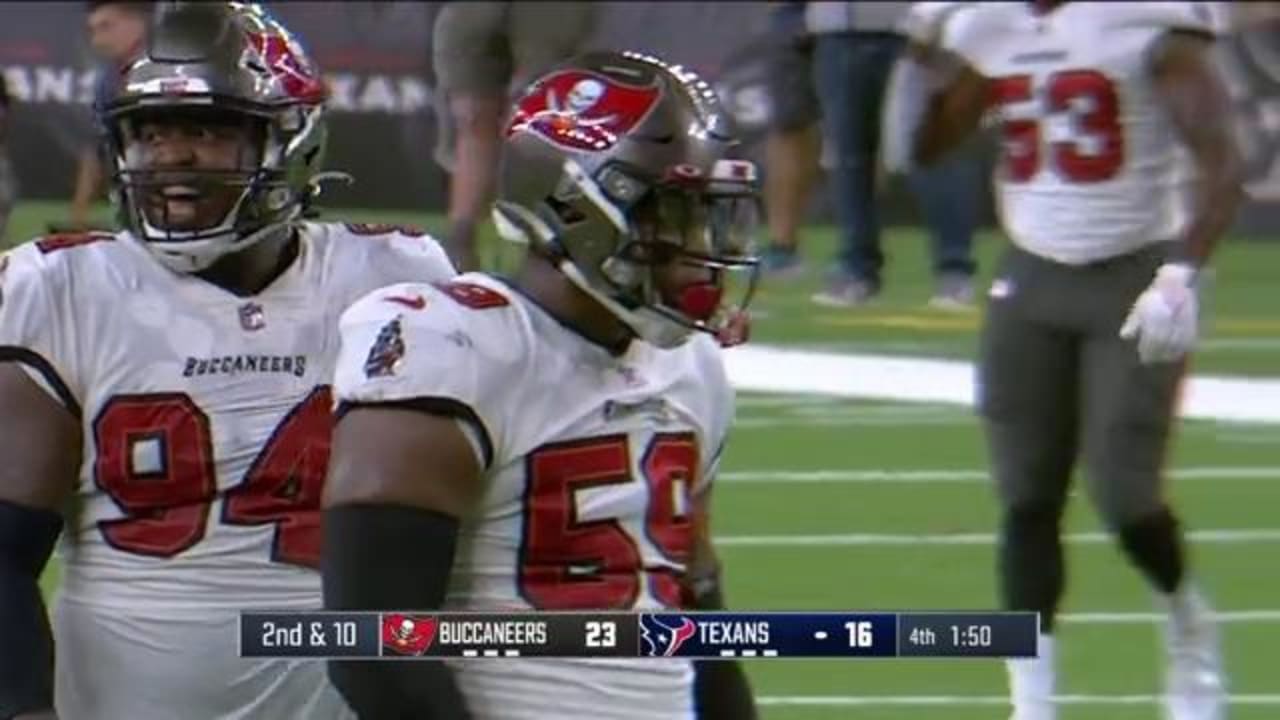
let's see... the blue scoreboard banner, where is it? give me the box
[239,611,1039,660]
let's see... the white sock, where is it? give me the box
[1007,633,1057,718]
[1160,581,1208,631]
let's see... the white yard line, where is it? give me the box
[716,529,1280,547]
[719,467,1280,484]
[788,338,1280,354]
[1060,610,1280,623]
[755,694,1280,707]
[1200,338,1280,351]
[734,415,973,428]
[724,345,1280,424]
[736,395,847,408]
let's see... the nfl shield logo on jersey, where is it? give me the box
[238,302,266,331]
[363,317,406,378]
[380,614,437,656]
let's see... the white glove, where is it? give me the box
[1119,263,1199,364]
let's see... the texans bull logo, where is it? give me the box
[507,70,662,153]
[380,613,437,656]
[639,615,698,657]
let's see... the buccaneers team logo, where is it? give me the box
[246,29,327,102]
[507,70,662,153]
[381,614,437,656]
[235,3,327,103]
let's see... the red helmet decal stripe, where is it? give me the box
[247,30,327,103]
[507,70,662,152]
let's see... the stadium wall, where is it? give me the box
[1,1,1278,233]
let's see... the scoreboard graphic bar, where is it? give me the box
[240,611,1038,659]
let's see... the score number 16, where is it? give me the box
[845,621,873,647]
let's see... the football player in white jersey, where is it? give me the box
[0,3,454,719]
[323,51,759,719]
[882,2,1244,720]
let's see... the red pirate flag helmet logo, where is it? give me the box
[381,613,438,656]
[507,70,662,153]
[245,29,327,103]
[237,1,328,104]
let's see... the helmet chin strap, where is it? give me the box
[556,258,693,349]
[498,159,710,349]
[147,217,294,274]
[561,159,733,348]
[128,139,341,274]
[139,181,309,274]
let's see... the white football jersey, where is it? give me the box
[0,221,455,719]
[335,273,735,720]
[942,2,1214,264]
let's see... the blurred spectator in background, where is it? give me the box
[0,73,14,242]
[760,1,823,279]
[806,1,980,309]
[1233,1,1280,27]
[432,1,595,271]
[64,0,150,231]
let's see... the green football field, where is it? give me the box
[10,200,1280,718]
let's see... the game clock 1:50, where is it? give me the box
[950,624,993,648]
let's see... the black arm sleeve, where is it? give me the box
[322,503,473,720]
[693,658,758,720]
[0,500,61,718]
[687,569,759,720]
